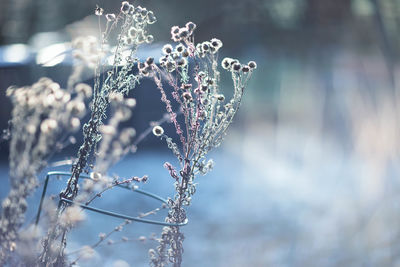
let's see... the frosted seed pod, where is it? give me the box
[120,128,136,145]
[242,65,250,73]
[95,6,104,16]
[197,71,206,78]
[201,85,208,92]
[90,172,102,180]
[67,101,86,117]
[179,28,189,38]
[202,42,211,52]
[62,93,71,103]
[175,44,185,53]
[26,124,36,134]
[75,83,92,98]
[181,83,192,90]
[70,117,81,132]
[215,94,225,101]
[186,21,196,33]
[196,43,203,53]
[146,57,154,65]
[40,119,58,134]
[181,49,189,58]
[121,1,130,14]
[182,92,193,102]
[44,94,55,107]
[162,44,173,55]
[248,60,257,69]
[171,26,179,35]
[199,110,207,120]
[176,58,187,67]
[125,98,136,108]
[201,98,209,106]
[105,13,116,21]
[146,35,154,43]
[221,58,231,70]
[210,38,223,49]
[232,63,241,72]
[128,27,137,38]
[152,125,164,136]
[171,52,180,60]
[147,11,157,24]
[54,89,64,101]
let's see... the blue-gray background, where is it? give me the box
[1,0,400,266]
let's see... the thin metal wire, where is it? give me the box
[35,171,187,227]
[59,198,187,227]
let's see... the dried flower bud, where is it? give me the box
[181,84,192,90]
[179,28,189,39]
[248,61,257,69]
[181,50,189,58]
[90,172,102,180]
[147,11,157,24]
[232,63,241,72]
[221,58,231,70]
[75,83,92,98]
[70,117,81,132]
[105,13,116,21]
[210,38,223,49]
[40,119,58,134]
[199,110,207,120]
[125,98,136,108]
[146,35,154,43]
[146,57,154,65]
[67,101,86,117]
[202,42,210,51]
[162,44,173,55]
[215,94,225,101]
[182,92,193,101]
[121,1,130,14]
[152,126,164,136]
[177,58,187,67]
[186,22,196,33]
[95,6,104,16]
[176,44,185,53]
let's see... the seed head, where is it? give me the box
[232,63,241,72]
[105,13,116,21]
[221,58,231,70]
[248,61,257,69]
[147,11,157,24]
[152,125,164,136]
[176,44,185,53]
[121,1,130,14]
[95,5,104,16]
[185,22,196,33]
[162,44,173,55]
[182,92,193,102]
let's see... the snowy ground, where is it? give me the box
[1,121,399,267]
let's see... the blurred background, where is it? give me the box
[1,0,400,266]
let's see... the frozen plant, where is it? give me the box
[39,2,157,265]
[0,1,256,266]
[145,22,256,266]
[0,78,89,265]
